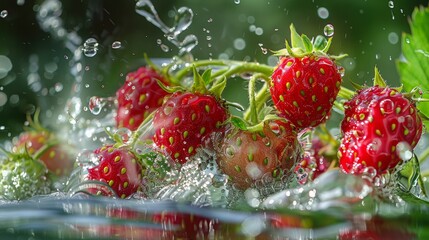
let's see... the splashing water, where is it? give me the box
[262,170,373,211]
[135,0,198,57]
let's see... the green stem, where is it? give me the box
[243,74,272,123]
[174,59,274,83]
[217,62,273,80]
[130,112,156,148]
[245,75,259,124]
[174,59,230,81]
[419,147,429,164]
[33,140,59,160]
[337,86,356,100]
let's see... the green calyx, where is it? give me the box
[230,73,282,133]
[273,24,346,60]
[156,66,226,99]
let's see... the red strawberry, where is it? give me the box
[270,24,343,130]
[295,136,332,184]
[87,144,143,199]
[216,120,300,189]
[116,66,171,131]
[339,72,423,175]
[12,111,75,177]
[13,130,74,177]
[152,91,229,164]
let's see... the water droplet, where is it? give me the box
[169,7,193,37]
[323,24,334,37]
[83,38,99,57]
[233,38,246,50]
[114,128,133,143]
[88,96,106,115]
[255,27,263,36]
[111,41,122,49]
[366,138,381,156]
[388,32,399,44]
[379,99,394,114]
[388,1,394,9]
[258,43,268,54]
[160,44,170,52]
[0,10,8,18]
[396,142,413,162]
[178,34,198,56]
[317,7,329,19]
[337,66,345,77]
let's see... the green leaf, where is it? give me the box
[373,66,387,87]
[230,116,248,130]
[209,77,227,98]
[201,68,212,85]
[289,24,305,49]
[397,6,429,130]
[191,66,209,94]
[313,35,327,51]
[301,34,313,53]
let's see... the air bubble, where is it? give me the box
[111,41,122,49]
[233,38,246,50]
[388,32,399,44]
[83,38,99,57]
[234,0,240,4]
[317,7,329,19]
[388,1,394,9]
[323,24,334,37]
[0,10,8,18]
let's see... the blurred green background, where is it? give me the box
[0,0,427,140]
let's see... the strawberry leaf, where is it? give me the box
[230,116,248,130]
[373,67,387,88]
[397,6,429,130]
[290,24,305,50]
[201,68,212,85]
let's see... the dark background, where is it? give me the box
[0,0,427,141]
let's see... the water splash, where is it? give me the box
[135,0,198,57]
[262,170,373,211]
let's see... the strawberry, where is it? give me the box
[151,68,229,164]
[338,69,423,175]
[87,144,143,199]
[13,131,74,177]
[115,66,171,131]
[216,120,300,189]
[12,111,74,177]
[270,24,344,130]
[294,128,338,184]
[0,150,52,201]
